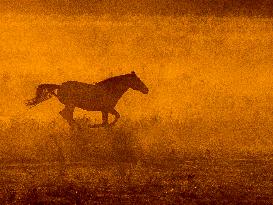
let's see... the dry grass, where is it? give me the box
[1,116,273,204]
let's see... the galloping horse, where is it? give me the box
[26,71,149,127]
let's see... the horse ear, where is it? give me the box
[131,71,135,75]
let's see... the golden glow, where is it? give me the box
[0,14,272,122]
[1,3,273,203]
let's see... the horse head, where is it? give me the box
[127,71,149,94]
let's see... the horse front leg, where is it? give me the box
[59,105,75,126]
[89,111,109,128]
[108,109,120,126]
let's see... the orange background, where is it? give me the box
[0,1,272,124]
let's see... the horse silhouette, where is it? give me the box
[26,71,149,127]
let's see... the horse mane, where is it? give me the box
[95,74,130,86]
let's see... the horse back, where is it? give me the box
[60,81,105,96]
[62,81,95,90]
[57,81,111,109]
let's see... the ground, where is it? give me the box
[1,118,273,204]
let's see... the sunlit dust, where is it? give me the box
[1,1,273,204]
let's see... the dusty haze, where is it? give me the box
[1,13,273,123]
[1,1,273,204]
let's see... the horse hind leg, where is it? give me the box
[59,105,75,126]
[102,111,109,125]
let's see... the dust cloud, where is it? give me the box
[1,1,273,203]
[0,13,272,122]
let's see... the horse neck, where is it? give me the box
[101,78,130,98]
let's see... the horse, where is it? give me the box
[26,71,149,127]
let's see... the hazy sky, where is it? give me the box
[0,1,272,122]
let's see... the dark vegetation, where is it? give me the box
[1,116,273,204]
[1,0,273,17]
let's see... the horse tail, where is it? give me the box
[26,84,60,107]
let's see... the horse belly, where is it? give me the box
[74,97,105,111]
[57,82,111,110]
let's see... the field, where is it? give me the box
[1,12,273,204]
[1,118,273,204]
